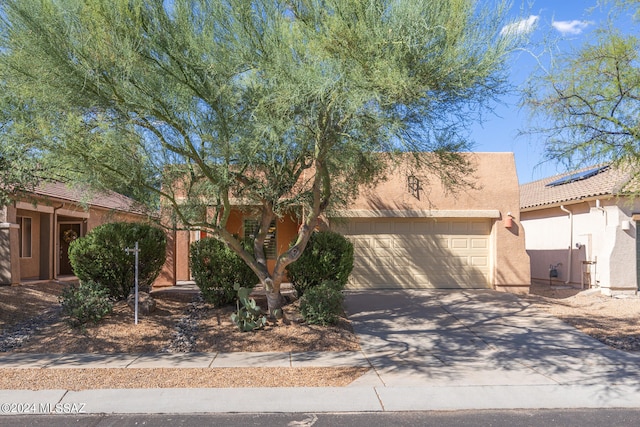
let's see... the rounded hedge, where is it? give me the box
[68,222,167,300]
[189,237,259,306]
[286,230,354,297]
[299,280,344,325]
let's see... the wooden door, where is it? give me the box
[59,223,81,275]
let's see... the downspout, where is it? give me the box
[560,205,573,284]
[595,199,607,225]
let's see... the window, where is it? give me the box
[18,216,32,258]
[244,219,277,259]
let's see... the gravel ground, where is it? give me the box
[0,282,364,389]
[2,281,639,390]
[0,367,369,390]
[521,283,640,352]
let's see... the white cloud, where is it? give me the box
[552,20,592,35]
[500,15,539,36]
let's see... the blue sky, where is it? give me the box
[471,0,636,183]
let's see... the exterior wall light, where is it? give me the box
[504,212,514,228]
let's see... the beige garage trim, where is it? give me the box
[337,218,492,289]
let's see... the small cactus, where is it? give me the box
[231,284,267,332]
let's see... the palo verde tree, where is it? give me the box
[1,0,522,314]
[524,0,640,171]
[0,78,50,206]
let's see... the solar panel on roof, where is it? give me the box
[545,166,609,187]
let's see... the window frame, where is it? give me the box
[243,218,277,260]
[18,216,33,259]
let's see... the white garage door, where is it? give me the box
[339,218,491,289]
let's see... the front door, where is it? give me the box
[59,223,81,276]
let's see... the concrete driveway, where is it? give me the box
[344,290,640,393]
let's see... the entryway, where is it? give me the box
[58,222,81,276]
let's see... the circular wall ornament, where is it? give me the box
[63,228,79,244]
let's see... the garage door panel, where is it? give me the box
[394,238,449,250]
[467,272,489,281]
[470,221,491,233]
[393,256,414,268]
[352,238,371,249]
[393,222,413,233]
[451,238,469,249]
[344,218,491,289]
[374,222,392,233]
[471,256,488,267]
[434,222,450,233]
[354,222,372,233]
[372,257,395,268]
[413,221,432,233]
[427,274,465,287]
[366,274,397,285]
[451,222,469,233]
[373,237,392,248]
[471,238,488,249]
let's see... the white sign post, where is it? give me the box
[125,241,140,325]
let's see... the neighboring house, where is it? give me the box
[0,182,147,285]
[520,165,639,295]
[160,152,531,293]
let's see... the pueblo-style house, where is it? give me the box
[0,182,147,285]
[159,152,531,293]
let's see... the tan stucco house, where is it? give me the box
[520,165,639,295]
[0,182,147,285]
[161,152,531,293]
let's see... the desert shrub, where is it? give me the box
[231,284,267,332]
[189,238,258,306]
[68,222,166,300]
[286,230,354,296]
[59,280,113,328]
[299,280,344,325]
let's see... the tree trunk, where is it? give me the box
[263,277,284,318]
[265,289,285,319]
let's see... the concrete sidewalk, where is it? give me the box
[2,290,640,414]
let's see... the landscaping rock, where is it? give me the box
[0,306,62,352]
[161,294,205,353]
[127,292,157,315]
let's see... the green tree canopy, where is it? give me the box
[524,1,640,171]
[0,78,49,205]
[1,0,521,312]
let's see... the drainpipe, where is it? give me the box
[560,205,573,284]
[595,199,607,225]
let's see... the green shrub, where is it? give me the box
[59,280,113,328]
[299,280,344,325]
[189,238,258,306]
[68,222,167,300]
[286,230,354,296]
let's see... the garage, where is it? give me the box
[338,218,492,289]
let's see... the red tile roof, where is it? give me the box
[31,181,147,215]
[520,165,633,210]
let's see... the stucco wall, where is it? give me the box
[521,198,639,293]
[344,152,530,292]
[163,209,301,285]
[87,208,142,230]
[5,197,148,283]
[161,153,531,292]
[0,206,20,285]
[16,209,41,279]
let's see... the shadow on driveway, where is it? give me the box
[344,289,640,389]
